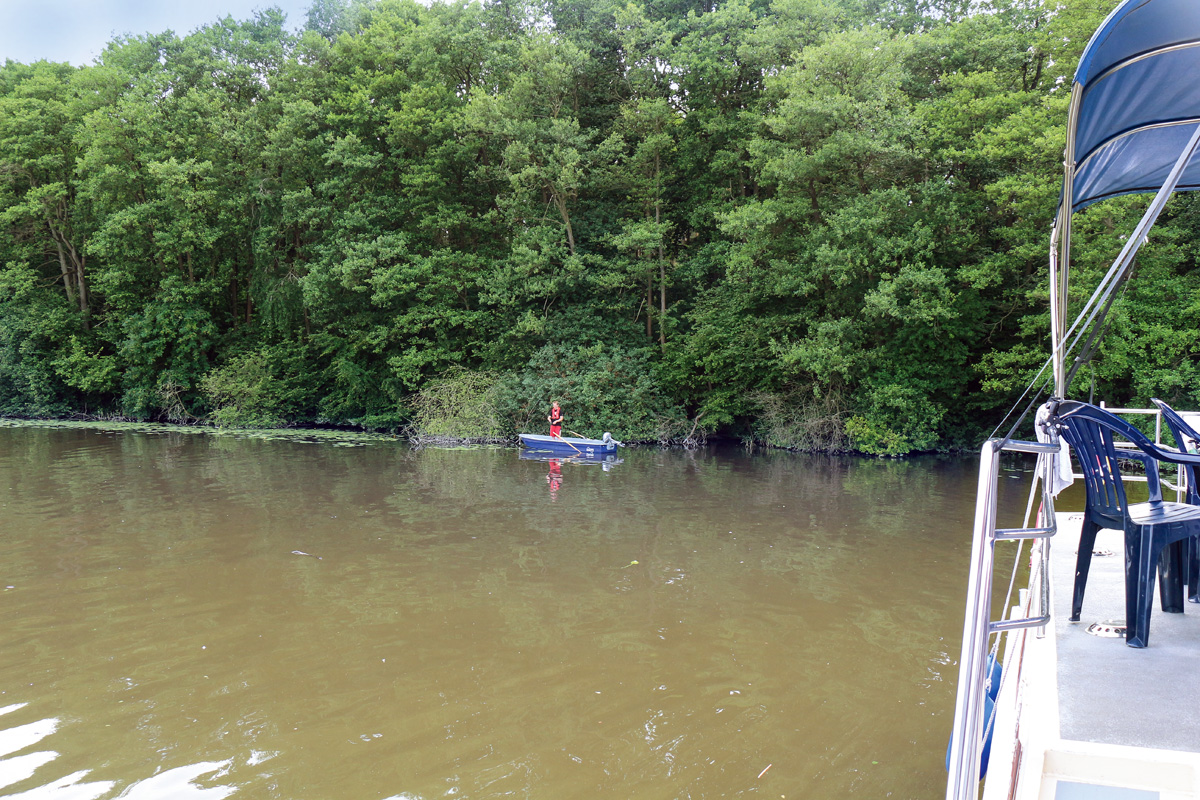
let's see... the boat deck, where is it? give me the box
[1052,514,1200,753]
[985,513,1200,799]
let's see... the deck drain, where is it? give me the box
[1085,620,1127,637]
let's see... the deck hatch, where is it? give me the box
[1084,620,1127,638]
[1055,779,1159,799]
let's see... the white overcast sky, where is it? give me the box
[0,0,317,66]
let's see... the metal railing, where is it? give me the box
[945,437,1061,800]
[946,404,1196,799]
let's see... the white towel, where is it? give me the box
[1035,401,1075,496]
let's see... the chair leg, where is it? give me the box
[1159,541,1186,614]
[1071,519,1101,622]
[1125,528,1161,648]
[1188,538,1200,604]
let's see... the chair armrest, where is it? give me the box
[1115,449,1164,503]
[1134,440,1200,468]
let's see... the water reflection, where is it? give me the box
[0,701,253,800]
[0,698,259,800]
[514,451,623,502]
[0,426,1009,798]
[547,458,562,501]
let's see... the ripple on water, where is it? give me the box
[117,762,234,800]
[0,703,245,800]
[0,705,112,799]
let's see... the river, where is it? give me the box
[0,422,1026,799]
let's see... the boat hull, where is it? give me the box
[518,433,617,456]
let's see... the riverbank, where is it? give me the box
[0,413,962,457]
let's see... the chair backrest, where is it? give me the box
[1152,398,1200,452]
[1050,400,1147,518]
[1152,397,1200,503]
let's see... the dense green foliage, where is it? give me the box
[3,0,1198,452]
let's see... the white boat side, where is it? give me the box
[983,511,1200,800]
[947,410,1200,799]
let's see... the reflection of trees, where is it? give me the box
[1,425,982,798]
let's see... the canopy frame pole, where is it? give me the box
[1069,122,1200,347]
[1053,86,1200,400]
[1052,83,1083,398]
[1049,221,1063,396]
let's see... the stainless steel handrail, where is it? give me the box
[945,437,1060,800]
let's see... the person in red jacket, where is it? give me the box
[548,401,564,437]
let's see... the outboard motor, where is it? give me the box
[602,432,624,447]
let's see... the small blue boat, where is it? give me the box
[518,432,621,456]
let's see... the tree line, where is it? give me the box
[3,0,1198,454]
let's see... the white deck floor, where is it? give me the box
[1052,514,1200,753]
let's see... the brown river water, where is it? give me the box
[0,423,1029,799]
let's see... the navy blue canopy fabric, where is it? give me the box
[1069,0,1200,212]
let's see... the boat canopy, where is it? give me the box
[1052,0,1200,397]
[1068,0,1200,212]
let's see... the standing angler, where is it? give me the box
[548,401,564,438]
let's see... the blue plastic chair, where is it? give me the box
[1150,397,1200,602]
[1047,400,1200,647]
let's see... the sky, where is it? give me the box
[0,0,317,66]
